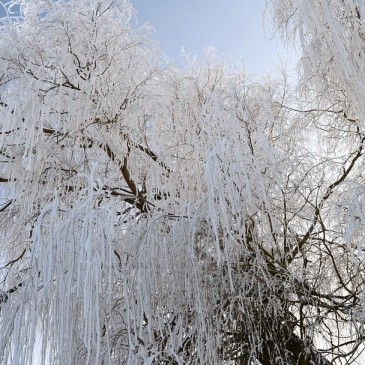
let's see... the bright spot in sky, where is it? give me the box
[131,0,297,75]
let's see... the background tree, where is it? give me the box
[0,0,365,364]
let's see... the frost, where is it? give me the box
[0,0,364,364]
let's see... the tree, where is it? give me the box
[0,0,364,364]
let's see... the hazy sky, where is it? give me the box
[131,0,296,75]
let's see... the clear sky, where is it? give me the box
[0,0,297,76]
[130,0,296,76]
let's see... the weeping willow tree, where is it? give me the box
[0,0,365,364]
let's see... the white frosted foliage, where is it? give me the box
[0,1,365,364]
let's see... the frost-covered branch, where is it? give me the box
[0,0,365,364]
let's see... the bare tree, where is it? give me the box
[0,0,364,364]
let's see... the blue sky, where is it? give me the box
[131,0,296,75]
[0,0,297,76]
